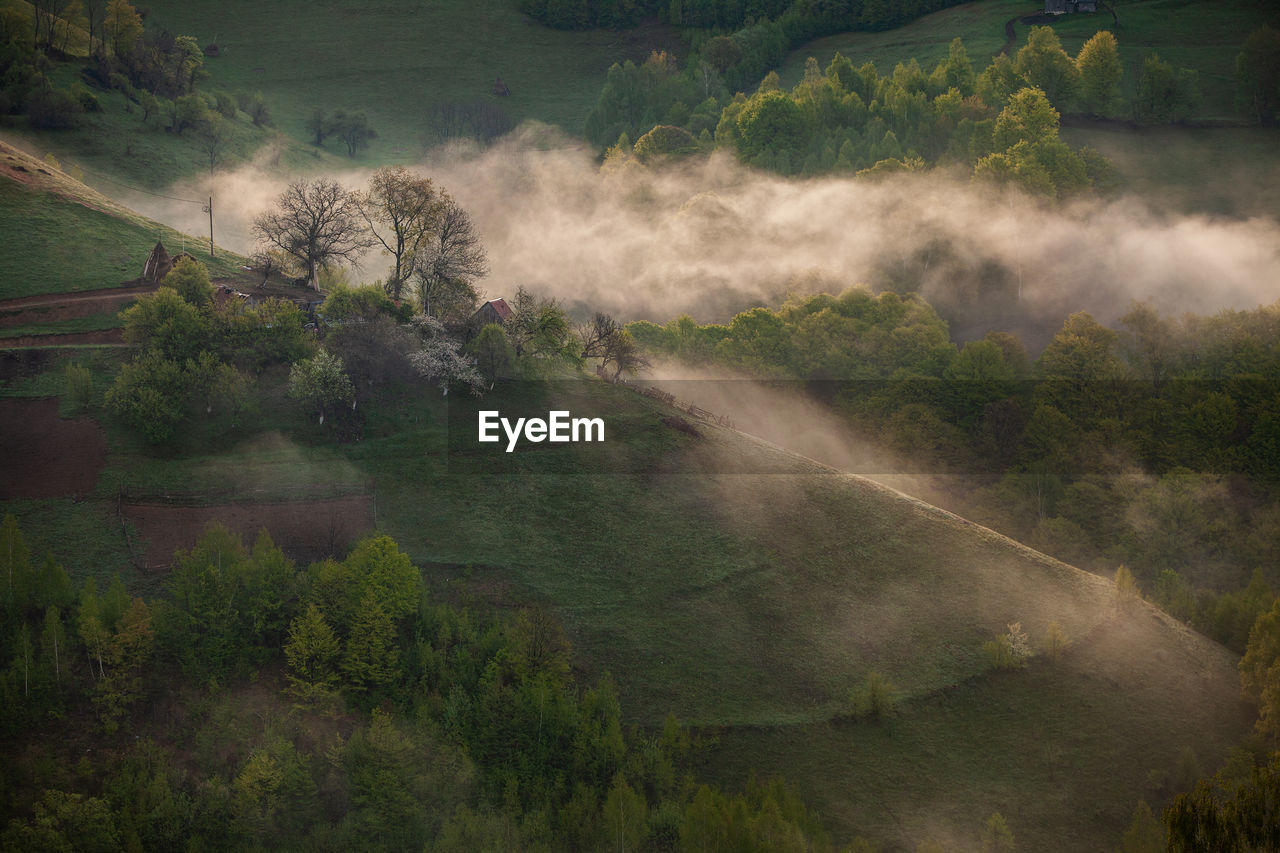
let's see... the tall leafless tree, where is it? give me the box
[252,178,374,291]
[414,197,487,318]
[356,166,443,302]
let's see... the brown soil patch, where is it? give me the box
[123,494,375,570]
[0,397,106,498]
[0,329,124,348]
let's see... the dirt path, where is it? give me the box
[0,283,150,330]
[1002,17,1017,55]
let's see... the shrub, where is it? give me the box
[26,88,81,130]
[213,91,236,119]
[850,670,895,719]
[64,363,93,412]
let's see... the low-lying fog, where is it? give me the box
[122,124,1280,351]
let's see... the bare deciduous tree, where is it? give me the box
[252,178,374,291]
[414,197,487,317]
[579,311,648,379]
[356,166,442,302]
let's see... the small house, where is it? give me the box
[471,298,513,328]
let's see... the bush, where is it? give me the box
[26,88,81,130]
[64,363,93,412]
[213,91,236,119]
[71,84,100,113]
[850,670,895,719]
[161,256,215,307]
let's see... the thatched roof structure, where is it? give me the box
[142,241,173,283]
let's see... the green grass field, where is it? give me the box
[0,328,1254,849]
[0,3,1270,848]
[779,0,1036,83]
[0,141,252,299]
[0,312,125,339]
[137,0,681,165]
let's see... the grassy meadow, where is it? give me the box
[0,141,251,297]
[138,0,682,164]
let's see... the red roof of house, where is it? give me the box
[486,298,513,320]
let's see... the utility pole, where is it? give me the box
[203,196,214,258]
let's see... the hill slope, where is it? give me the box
[0,139,251,299]
[137,0,680,160]
[89,375,1250,849]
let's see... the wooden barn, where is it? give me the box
[471,298,513,327]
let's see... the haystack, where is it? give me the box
[142,241,173,283]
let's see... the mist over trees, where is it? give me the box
[582,26,1240,190]
[632,294,1280,654]
[252,178,375,291]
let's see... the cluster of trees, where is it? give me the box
[0,520,857,850]
[631,294,1280,653]
[105,257,311,443]
[1161,589,1280,847]
[588,23,1278,187]
[593,32,1118,196]
[1237,24,1280,126]
[0,515,152,737]
[304,107,375,156]
[297,279,642,408]
[629,288,954,379]
[252,168,485,301]
[516,0,969,48]
[1,0,209,126]
[107,176,642,442]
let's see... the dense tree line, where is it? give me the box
[591,31,1123,196]
[0,519,859,851]
[515,0,969,44]
[586,21,1280,186]
[631,293,1280,653]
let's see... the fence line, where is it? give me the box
[596,366,735,429]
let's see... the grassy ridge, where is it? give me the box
[712,609,1249,850]
[0,140,251,299]
[139,0,681,163]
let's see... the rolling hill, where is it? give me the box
[41,361,1248,850]
[0,1,1269,847]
